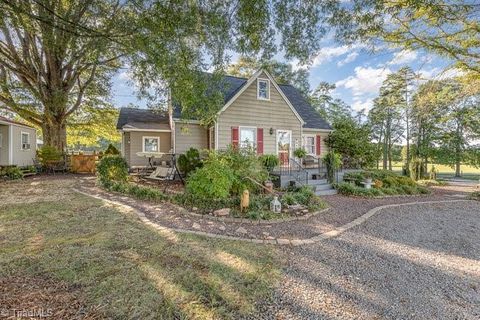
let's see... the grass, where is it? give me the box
[378,161,480,180]
[0,178,282,319]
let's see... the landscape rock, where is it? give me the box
[235,227,248,234]
[218,226,226,231]
[213,208,231,217]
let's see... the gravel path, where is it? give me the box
[260,201,480,319]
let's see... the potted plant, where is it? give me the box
[293,148,307,163]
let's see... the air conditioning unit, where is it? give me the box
[22,143,30,150]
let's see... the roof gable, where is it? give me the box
[0,116,34,129]
[170,70,332,130]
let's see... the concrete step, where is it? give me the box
[315,188,338,196]
[313,183,334,191]
[307,179,328,185]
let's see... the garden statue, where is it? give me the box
[240,189,249,212]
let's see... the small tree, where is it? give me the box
[323,151,342,183]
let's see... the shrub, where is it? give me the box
[104,143,120,155]
[96,155,129,187]
[217,147,269,195]
[469,191,480,201]
[186,153,234,200]
[281,186,326,211]
[323,151,342,183]
[259,154,279,172]
[373,179,383,188]
[177,148,203,177]
[37,145,62,166]
[0,166,23,180]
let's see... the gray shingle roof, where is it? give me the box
[173,74,331,130]
[116,108,169,130]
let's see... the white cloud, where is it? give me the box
[389,50,418,65]
[337,52,359,67]
[336,66,392,97]
[418,67,465,81]
[352,97,374,112]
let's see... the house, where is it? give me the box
[0,116,37,167]
[117,69,332,169]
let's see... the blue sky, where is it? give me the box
[111,41,459,114]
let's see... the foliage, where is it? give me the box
[293,148,307,159]
[0,1,126,148]
[186,153,235,200]
[0,166,23,180]
[104,143,120,155]
[217,147,269,195]
[416,180,447,187]
[96,155,129,188]
[469,191,480,201]
[108,181,169,202]
[331,1,480,73]
[177,148,203,177]
[280,186,327,211]
[259,154,279,172]
[37,146,63,166]
[335,181,429,198]
[68,106,121,150]
[310,82,355,123]
[326,117,377,168]
[227,57,310,96]
[323,151,342,183]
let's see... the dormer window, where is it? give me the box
[257,79,270,100]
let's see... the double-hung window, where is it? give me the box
[239,127,256,149]
[257,79,270,100]
[143,136,159,153]
[303,135,316,155]
[21,132,30,150]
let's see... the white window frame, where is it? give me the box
[142,136,160,153]
[21,131,31,150]
[0,132,3,148]
[257,78,270,100]
[239,126,257,150]
[302,134,317,156]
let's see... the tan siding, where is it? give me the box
[123,132,131,165]
[174,122,208,154]
[217,72,302,155]
[11,125,36,166]
[302,131,330,156]
[125,131,171,167]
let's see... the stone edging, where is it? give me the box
[177,204,330,224]
[73,187,473,246]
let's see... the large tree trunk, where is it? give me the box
[42,119,67,151]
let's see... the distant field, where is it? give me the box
[378,162,480,179]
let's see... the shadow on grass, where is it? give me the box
[0,188,282,319]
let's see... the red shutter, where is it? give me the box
[257,128,263,155]
[232,127,239,149]
[316,135,321,156]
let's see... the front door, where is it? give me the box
[277,130,291,166]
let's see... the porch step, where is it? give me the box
[315,188,338,196]
[313,183,334,191]
[307,178,328,185]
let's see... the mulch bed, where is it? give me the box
[131,176,185,194]
[0,276,103,319]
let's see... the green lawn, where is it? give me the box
[0,178,281,319]
[378,162,480,179]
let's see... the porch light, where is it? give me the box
[269,127,274,135]
[270,196,281,213]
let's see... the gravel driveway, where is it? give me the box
[261,201,480,320]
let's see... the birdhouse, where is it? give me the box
[270,196,281,213]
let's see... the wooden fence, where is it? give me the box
[70,154,98,173]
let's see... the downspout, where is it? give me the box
[168,88,175,154]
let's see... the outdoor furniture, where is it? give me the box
[303,154,318,168]
[44,159,67,175]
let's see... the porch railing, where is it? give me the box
[272,158,308,186]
